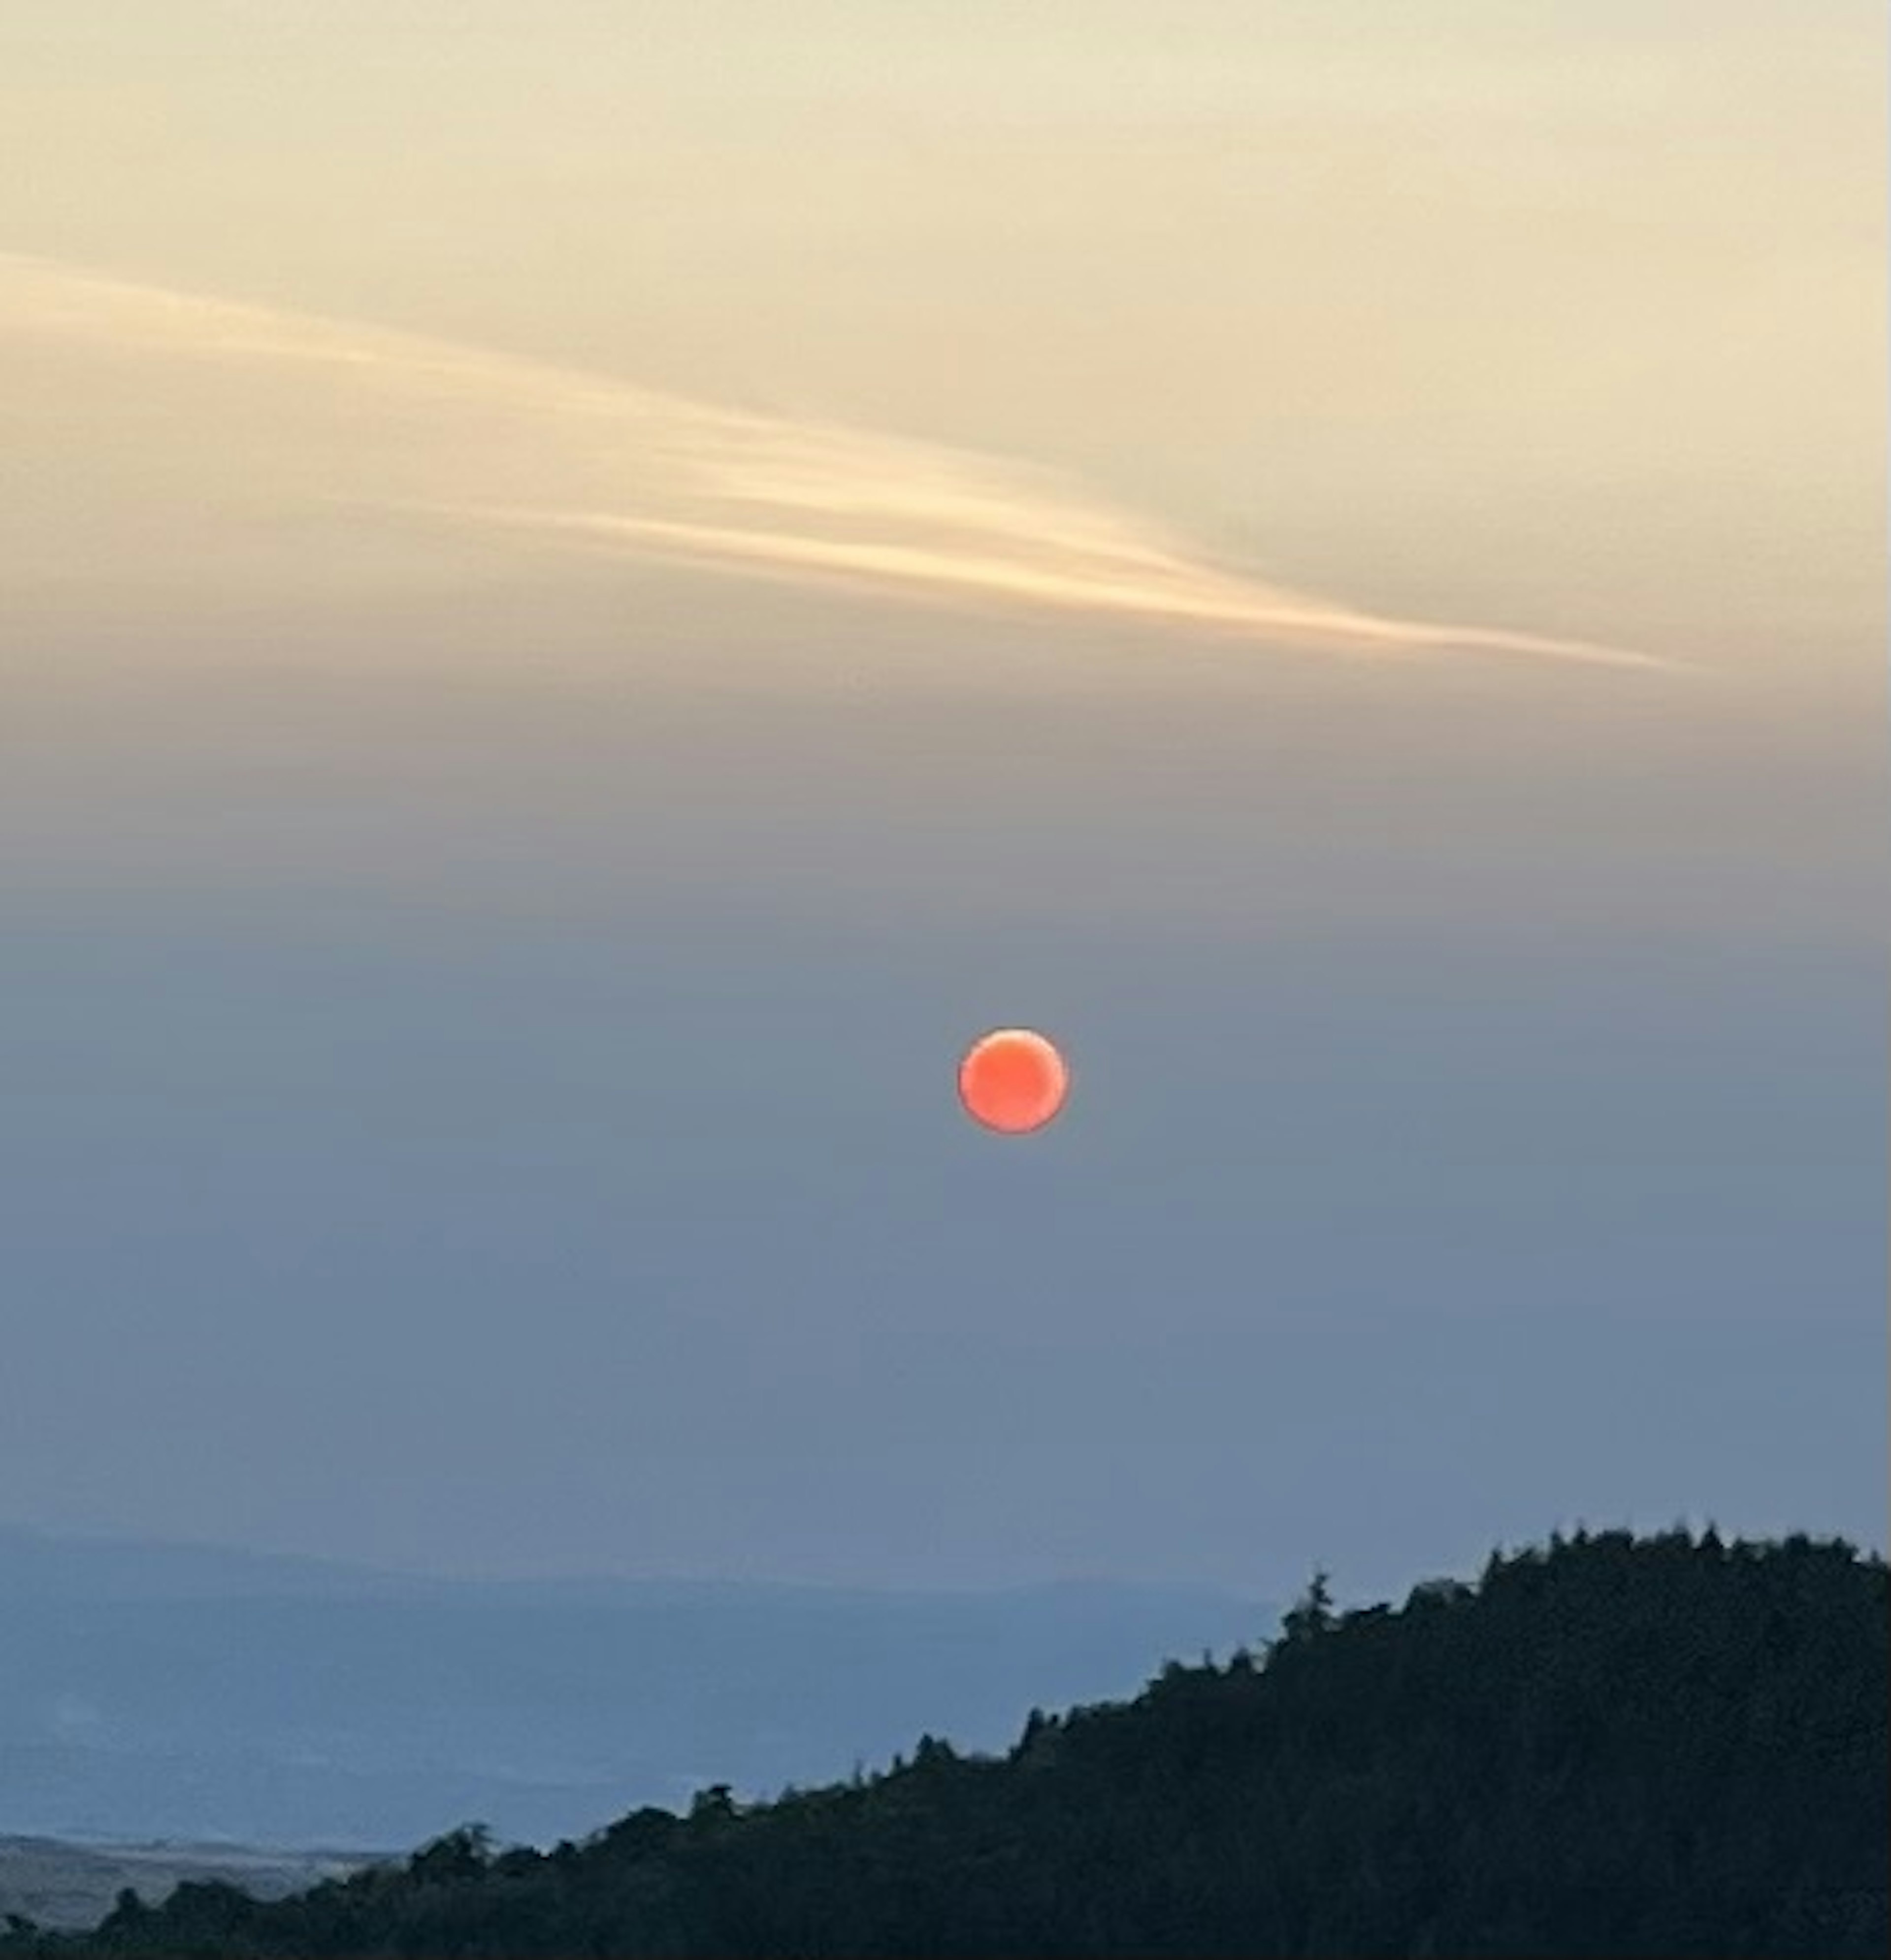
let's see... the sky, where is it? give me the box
[1,1,1884,1600]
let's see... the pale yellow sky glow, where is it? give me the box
[2,0,1880,699]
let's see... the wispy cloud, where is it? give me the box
[0,253,1680,673]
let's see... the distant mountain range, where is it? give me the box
[0,1527,1270,1849]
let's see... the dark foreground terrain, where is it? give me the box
[5,1529,1884,1958]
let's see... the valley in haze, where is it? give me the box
[0,1526,1270,1852]
[0,1838,372,1937]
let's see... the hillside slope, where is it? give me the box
[8,1529,1885,1959]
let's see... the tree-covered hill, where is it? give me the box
[8,1528,1885,1959]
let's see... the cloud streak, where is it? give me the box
[0,253,1679,672]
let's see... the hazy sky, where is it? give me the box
[2,1,1883,1597]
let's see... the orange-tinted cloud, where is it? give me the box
[1,254,1682,673]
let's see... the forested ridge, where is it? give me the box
[7,1528,1884,1958]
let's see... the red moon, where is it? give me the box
[958,1028,1069,1135]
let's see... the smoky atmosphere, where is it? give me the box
[1,5,1884,1955]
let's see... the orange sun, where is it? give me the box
[958,1028,1070,1135]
